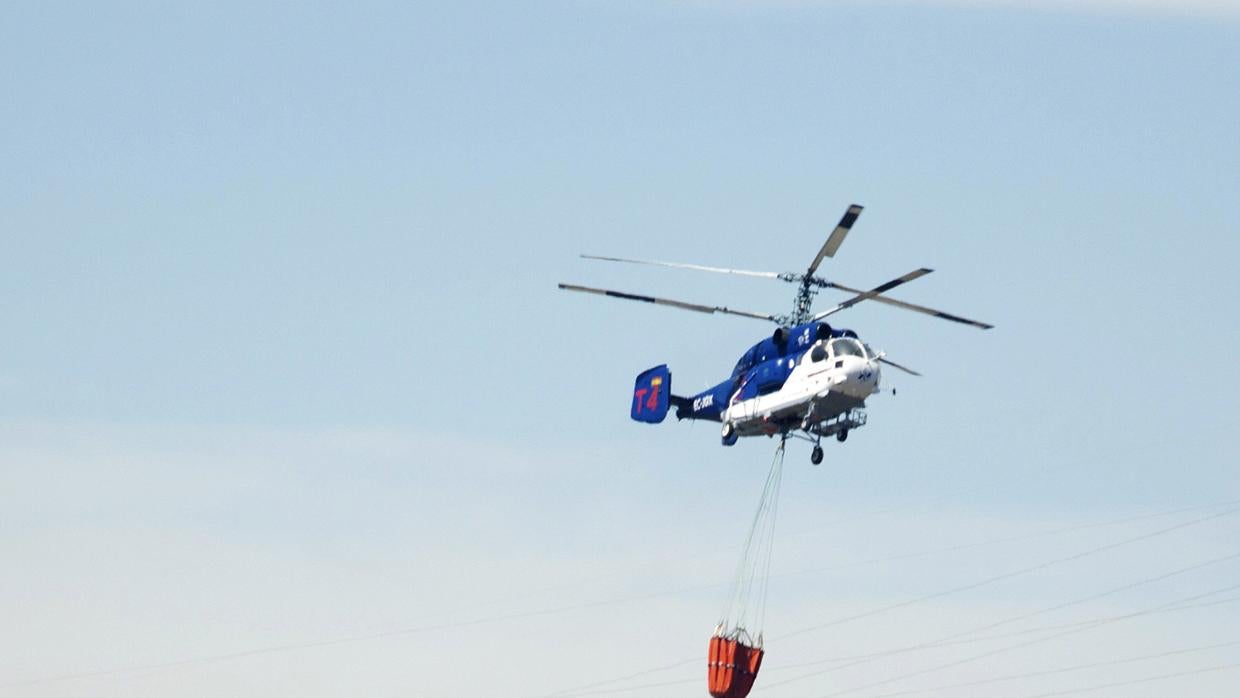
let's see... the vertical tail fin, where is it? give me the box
[631,365,671,423]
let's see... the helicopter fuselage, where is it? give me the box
[721,335,879,438]
[666,322,881,442]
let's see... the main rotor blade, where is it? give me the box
[808,204,864,274]
[824,281,994,330]
[879,357,922,377]
[811,268,933,321]
[558,283,777,322]
[580,254,782,280]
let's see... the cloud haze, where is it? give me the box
[936,0,1240,18]
[679,0,1240,19]
[3,421,1238,696]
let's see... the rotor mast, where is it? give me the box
[785,273,820,327]
[780,203,864,326]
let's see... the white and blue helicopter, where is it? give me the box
[559,204,992,464]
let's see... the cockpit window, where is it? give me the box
[830,338,865,357]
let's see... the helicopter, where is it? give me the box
[558,204,992,464]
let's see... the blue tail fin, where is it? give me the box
[631,365,671,423]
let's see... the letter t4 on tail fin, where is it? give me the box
[631,365,671,423]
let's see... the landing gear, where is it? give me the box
[837,429,849,443]
[721,422,738,447]
[810,446,823,465]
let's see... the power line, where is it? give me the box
[764,549,1240,679]
[540,502,1239,697]
[552,593,1240,697]
[541,658,702,697]
[776,505,1240,642]
[1020,661,1240,698]
[813,583,1240,697]
[769,594,1240,673]
[554,676,701,696]
[0,588,697,691]
[869,639,1240,697]
[779,498,1240,581]
[547,558,1240,697]
[11,502,1232,692]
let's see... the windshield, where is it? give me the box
[830,338,865,358]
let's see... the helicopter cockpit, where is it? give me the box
[807,337,874,364]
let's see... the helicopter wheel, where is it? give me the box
[721,422,738,447]
[837,429,849,443]
[810,446,823,465]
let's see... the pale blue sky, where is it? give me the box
[2,2,1238,696]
